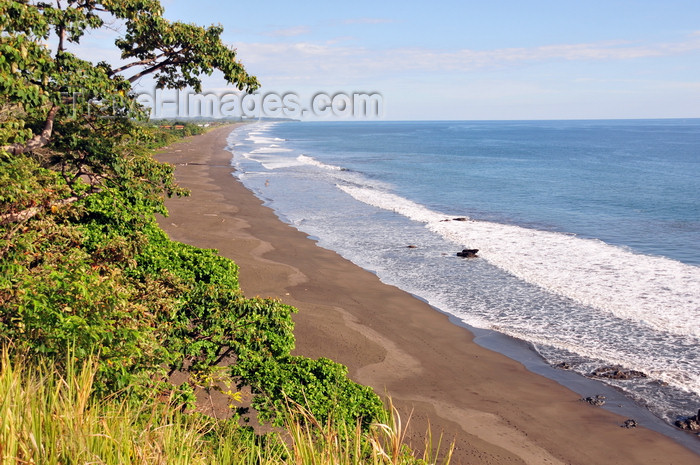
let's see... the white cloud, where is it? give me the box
[376,36,700,72]
[232,34,700,85]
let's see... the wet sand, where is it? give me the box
[156,124,699,465]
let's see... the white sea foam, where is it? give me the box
[437,221,700,338]
[339,185,700,338]
[259,160,303,170]
[297,154,344,171]
[250,146,294,154]
[245,125,283,145]
[338,185,446,224]
[248,136,285,143]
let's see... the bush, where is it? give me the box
[234,354,384,429]
[0,130,383,428]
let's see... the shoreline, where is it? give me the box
[156,124,699,464]
[391,283,700,453]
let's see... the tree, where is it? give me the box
[0,0,259,158]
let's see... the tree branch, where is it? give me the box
[55,0,66,51]
[108,52,167,76]
[125,57,181,83]
[0,195,81,225]
[0,105,60,156]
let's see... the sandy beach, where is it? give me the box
[156,124,699,465]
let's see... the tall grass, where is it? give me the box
[0,349,219,465]
[283,399,454,465]
[0,350,452,465]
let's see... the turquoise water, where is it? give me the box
[227,120,700,429]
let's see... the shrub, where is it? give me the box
[234,354,384,429]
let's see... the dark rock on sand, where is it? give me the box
[622,419,638,428]
[675,409,700,431]
[582,395,606,406]
[456,249,479,258]
[590,365,648,380]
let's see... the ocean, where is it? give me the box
[226,119,700,433]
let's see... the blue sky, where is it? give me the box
[107,1,700,119]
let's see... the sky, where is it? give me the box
[86,0,700,120]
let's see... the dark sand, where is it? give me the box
[156,124,699,465]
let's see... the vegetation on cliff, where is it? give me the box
[2,0,381,425]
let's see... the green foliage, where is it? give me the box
[137,122,207,150]
[0,156,69,215]
[0,148,382,427]
[114,13,260,92]
[0,0,258,157]
[234,354,384,429]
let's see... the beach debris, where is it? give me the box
[674,409,700,432]
[622,419,638,428]
[453,217,469,221]
[456,248,479,258]
[589,365,647,380]
[582,395,606,406]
